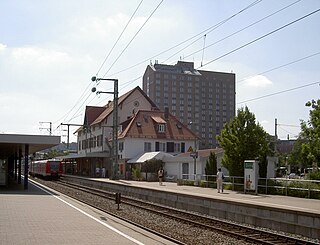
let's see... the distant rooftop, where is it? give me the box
[150,61,201,76]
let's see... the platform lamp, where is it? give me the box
[188,121,198,182]
[91,76,119,180]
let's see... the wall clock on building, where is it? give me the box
[133,101,139,107]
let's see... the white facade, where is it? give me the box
[162,150,226,181]
[118,138,196,161]
[77,88,157,155]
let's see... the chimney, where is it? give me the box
[164,107,169,120]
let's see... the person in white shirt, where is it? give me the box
[158,167,164,185]
[217,168,224,193]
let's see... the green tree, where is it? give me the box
[205,151,217,181]
[288,136,308,168]
[300,99,320,167]
[217,106,271,177]
[141,159,164,180]
[44,150,68,159]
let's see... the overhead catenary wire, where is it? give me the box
[183,0,302,62]
[55,1,308,128]
[101,0,164,78]
[58,0,263,122]
[53,82,93,125]
[55,1,144,125]
[69,1,164,118]
[95,0,144,77]
[237,51,320,84]
[107,0,262,77]
[199,8,320,69]
[237,81,320,104]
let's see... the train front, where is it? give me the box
[47,160,63,179]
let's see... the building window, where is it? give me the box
[97,135,103,147]
[166,142,174,152]
[182,162,189,179]
[174,143,180,152]
[144,142,152,152]
[156,142,166,151]
[181,142,185,153]
[119,142,124,152]
[158,124,165,132]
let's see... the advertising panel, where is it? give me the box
[244,160,258,193]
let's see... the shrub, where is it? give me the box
[309,171,320,180]
[132,167,141,181]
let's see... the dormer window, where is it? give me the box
[158,124,165,133]
[151,115,167,133]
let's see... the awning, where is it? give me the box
[127,151,173,163]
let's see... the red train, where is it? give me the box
[29,159,63,179]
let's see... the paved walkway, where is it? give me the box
[0,178,177,245]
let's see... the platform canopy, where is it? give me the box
[0,134,61,158]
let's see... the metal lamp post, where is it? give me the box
[188,121,198,182]
[91,76,119,180]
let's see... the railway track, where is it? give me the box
[34,178,318,245]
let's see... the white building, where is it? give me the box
[73,86,198,179]
[74,86,159,177]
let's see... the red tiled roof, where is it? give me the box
[84,106,105,125]
[91,86,158,125]
[119,110,198,140]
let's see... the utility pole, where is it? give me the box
[39,121,52,135]
[60,123,87,150]
[274,118,278,153]
[91,76,119,180]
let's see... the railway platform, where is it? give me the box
[63,175,320,240]
[104,178,320,214]
[0,178,177,245]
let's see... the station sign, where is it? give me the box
[190,151,198,159]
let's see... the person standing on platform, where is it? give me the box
[217,168,224,193]
[102,167,106,178]
[158,167,164,185]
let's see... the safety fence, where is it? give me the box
[179,174,320,199]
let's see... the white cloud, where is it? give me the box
[11,46,70,65]
[243,75,273,88]
[0,43,6,53]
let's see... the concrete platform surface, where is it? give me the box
[99,178,320,215]
[0,179,178,245]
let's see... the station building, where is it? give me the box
[71,86,198,179]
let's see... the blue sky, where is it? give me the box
[0,0,319,143]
